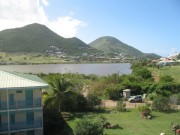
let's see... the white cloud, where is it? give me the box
[48,16,86,38]
[0,0,86,38]
[41,0,49,6]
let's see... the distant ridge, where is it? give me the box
[144,53,161,59]
[89,36,144,57]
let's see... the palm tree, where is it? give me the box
[44,75,73,112]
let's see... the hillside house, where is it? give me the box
[0,70,48,135]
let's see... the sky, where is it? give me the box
[0,0,179,56]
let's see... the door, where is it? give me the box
[9,94,15,109]
[25,90,33,107]
[26,112,34,127]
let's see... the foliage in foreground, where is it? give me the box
[74,115,104,135]
[43,107,66,135]
[68,109,180,135]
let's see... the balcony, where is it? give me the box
[9,98,42,110]
[0,120,42,132]
[10,119,42,131]
[0,98,42,111]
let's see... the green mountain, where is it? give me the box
[0,23,97,55]
[89,36,144,57]
[0,24,160,58]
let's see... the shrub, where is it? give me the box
[133,67,152,80]
[137,104,151,118]
[86,94,101,110]
[74,115,104,135]
[116,101,126,112]
[105,87,119,100]
[159,75,174,83]
[148,92,158,100]
[152,96,172,111]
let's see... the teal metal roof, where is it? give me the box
[0,70,48,90]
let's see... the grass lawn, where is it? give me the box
[0,52,71,64]
[149,66,180,83]
[67,109,180,135]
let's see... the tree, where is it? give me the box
[132,66,152,80]
[44,75,73,112]
[43,106,66,135]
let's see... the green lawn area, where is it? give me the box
[67,109,180,135]
[0,52,71,64]
[149,66,180,83]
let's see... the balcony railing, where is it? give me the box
[0,123,8,132]
[0,98,42,111]
[10,119,42,131]
[0,120,42,132]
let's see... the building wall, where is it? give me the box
[0,89,42,103]
[1,113,8,123]
[0,88,43,135]
[34,129,43,135]
[0,91,7,102]
[15,112,26,122]
[33,90,41,99]
[9,129,43,135]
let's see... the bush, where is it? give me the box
[74,115,104,135]
[148,92,158,100]
[156,82,180,95]
[116,101,126,112]
[159,75,174,83]
[152,96,172,111]
[138,104,151,118]
[133,67,152,80]
[86,94,101,110]
[105,87,119,100]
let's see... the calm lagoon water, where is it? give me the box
[0,63,131,76]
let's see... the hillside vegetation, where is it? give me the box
[89,36,161,58]
[0,23,98,55]
[0,23,160,58]
[89,36,144,57]
[150,66,180,83]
